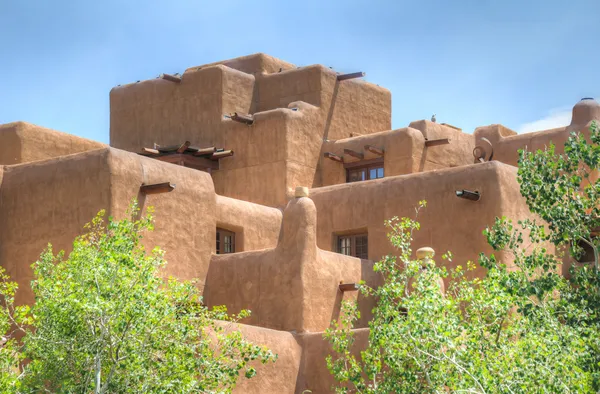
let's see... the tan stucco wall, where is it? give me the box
[320,124,475,186]
[110,54,392,207]
[475,100,600,167]
[204,197,364,333]
[0,147,285,305]
[216,195,282,251]
[0,121,105,165]
[0,149,113,305]
[310,161,540,279]
[225,322,302,394]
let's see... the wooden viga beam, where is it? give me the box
[343,148,364,160]
[141,148,160,155]
[211,150,234,160]
[193,147,217,156]
[364,145,384,156]
[323,152,343,163]
[425,138,451,147]
[176,141,191,153]
[140,182,175,195]
[160,73,182,83]
[337,72,365,81]
[339,283,359,292]
[231,112,254,125]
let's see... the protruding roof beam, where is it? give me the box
[425,138,450,147]
[176,141,191,153]
[337,72,365,81]
[364,145,384,156]
[343,148,364,160]
[339,283,359,292]
[231,112,254,125]
[142,148,160,155]
[455,190,480,201]
[211,150,234,160]
[193,147,217,157]
[140,182,175,195]
[324,152,344,163]
[160,73,182,83]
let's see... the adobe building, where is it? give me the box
[1,53,599,393]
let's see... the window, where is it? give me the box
[216,228,235,254]
[574,239,595,263]
[336,234,368,259]
[346,160,384,183]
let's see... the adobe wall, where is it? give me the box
[320,124,475,186]
[110,54,392,207]
[0,121,105,165]
[0,147,284,304]
[310,161,540,281]
[475,99,600,166]
[0,149,114,305]
[295,329,370,394]
[204,197,366,333]
[222,322,302,394]
[216,195,282,251]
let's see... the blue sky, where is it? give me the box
[1,0,598,143]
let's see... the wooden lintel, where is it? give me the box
[337,72,365,81]
[364,145,384,156]
[140,182,175,195]
[425,138,450,147]
[339,283,359,292]
[211,150,234,160]
[344,157,384,169]
[193,147,217,156]
[343,148,364,160]
[324,152,344,163]
[141,148,160,155]
[160,73,181,83]
[231,112,254,125]
[176,141,191,153]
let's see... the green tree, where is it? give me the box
[19,202,276,393]
[325,121,600,393]
[0,268,29,394]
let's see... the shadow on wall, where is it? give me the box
[0,123,24,165]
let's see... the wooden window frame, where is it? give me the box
[336,233,368,259]
[344,158,384,183]
[216,228,236,254]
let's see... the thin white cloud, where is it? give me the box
[518,107,571,134]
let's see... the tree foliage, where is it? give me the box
[325,122,600,393]
[0,202,276,393]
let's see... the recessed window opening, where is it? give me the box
[216,228,236,254]
[345,159,384,183]
[336,233,368,259]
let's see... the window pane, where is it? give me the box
[377,167,384,178]
[369,168,377,179]
[224,235,233,253]
[338,236,352,255]
[348,169,366,183]
[355,235,368,259]
[217,229,235,254]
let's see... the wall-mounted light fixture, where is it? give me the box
[456,190,480,201]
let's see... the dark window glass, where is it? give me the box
[348,168,366,183]
[338,236,352,255]
[575,239,595,263]
[336,234,368,259]
[355,235,368,259]
[347,164,384,183]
